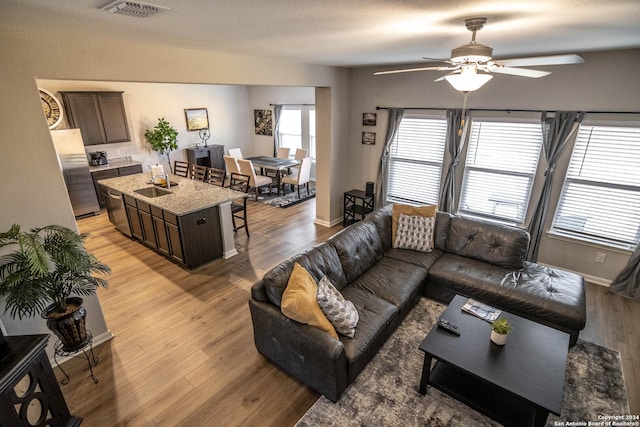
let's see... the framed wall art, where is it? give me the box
[362,112,377,126]
[362,131,376,145]
[254,109,273,136]
[184,108,209,131]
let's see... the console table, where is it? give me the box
[343,189,375,227]
[0,334,81,426]
[186,145,224,169]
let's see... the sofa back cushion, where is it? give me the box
[263,243,347,307]
[434,211,453,251]
[328,220,384,284]
[444,216,530,270]
[364,204,393,251]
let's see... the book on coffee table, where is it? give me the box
[461,298,501,323]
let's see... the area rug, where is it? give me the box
[258,182,315,208]
[296,298,629,427]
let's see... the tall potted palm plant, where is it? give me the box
[0,224,110,350]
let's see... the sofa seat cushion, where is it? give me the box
[428,254,586,332]
[328,221,385,283]
[263,242,347,306]
[339,286,398,380]
[385,248,443,271]
[349,256,427,308]
[445,216,529,270]
[503,262,586,332]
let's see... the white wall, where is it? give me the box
[247,86,315,156]
[38,80,252,172]
[348,48,640,282]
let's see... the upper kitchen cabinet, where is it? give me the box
[60,91,131,145]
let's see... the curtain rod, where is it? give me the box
[269,103,314,107]
[375,106,640,115]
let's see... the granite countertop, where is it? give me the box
[89,159,144,172]
[97,173,246,216]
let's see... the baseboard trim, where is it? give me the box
[49,330,115,367]
[315,217,343,228]
[539,262,611,287]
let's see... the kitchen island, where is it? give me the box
[97,173,245,269]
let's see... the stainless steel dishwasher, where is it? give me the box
[105,190,132,237]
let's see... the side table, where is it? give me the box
[54,330,99,385]
[0,334,82,426]
[343,189,375,227]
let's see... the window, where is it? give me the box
[386,114,447,205]
[277,106,315,159]
[552,124,640,248]
[458,120,543,224]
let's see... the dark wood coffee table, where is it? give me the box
[419,295,569,427]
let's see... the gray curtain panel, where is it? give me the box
[526,111,584,262]
[272,104,283,157]
[609,243,640,301]
[439,109,469,213]
[376,108,404,207]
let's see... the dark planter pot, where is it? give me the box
[42,297,88,351]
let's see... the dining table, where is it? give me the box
[246,155,299,195]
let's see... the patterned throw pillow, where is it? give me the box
[393,213,435,252]
[316,276,359,338]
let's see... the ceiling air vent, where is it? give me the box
[100,1,168,18]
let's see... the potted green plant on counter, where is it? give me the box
[490,317,513,346]
[0,224,110,350]
[145,117,179,174]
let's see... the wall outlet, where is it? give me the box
[595,252,607,263]
[116,149,121,155]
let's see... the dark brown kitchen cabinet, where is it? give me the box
[136,201,157,248]
[124,195,143,240]
[61,91,130,145]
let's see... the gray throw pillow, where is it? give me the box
[393,213,435,252]
[316,276,359,338]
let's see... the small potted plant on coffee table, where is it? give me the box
[490,317,513,346]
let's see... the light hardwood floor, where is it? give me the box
[60,198,639,426]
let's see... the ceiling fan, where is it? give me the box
[374,17,585,92]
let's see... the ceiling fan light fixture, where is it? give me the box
[444,67,493,92]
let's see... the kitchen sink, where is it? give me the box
[133,187,172,198]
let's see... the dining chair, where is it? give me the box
[228,148,243,159]
[174,160,191,178]
[206,167,226,186]
[287,148,309,176]
[238,158,273,199]
[223,155,241,183]
[277,147,291,159]
[282,157,311,198]
[229,173,251,237]
[191,165,208,181]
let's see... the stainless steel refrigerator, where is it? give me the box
[50,129,100,217]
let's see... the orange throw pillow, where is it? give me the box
[281,263,338,339]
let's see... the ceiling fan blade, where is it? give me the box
[490,66,551,78]
[498,54,585,68]
[373,66,457,76]
[422,57,455,65]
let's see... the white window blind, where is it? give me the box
[458,120,543,224]
[386,115,447,205]
[552,124,640,248]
